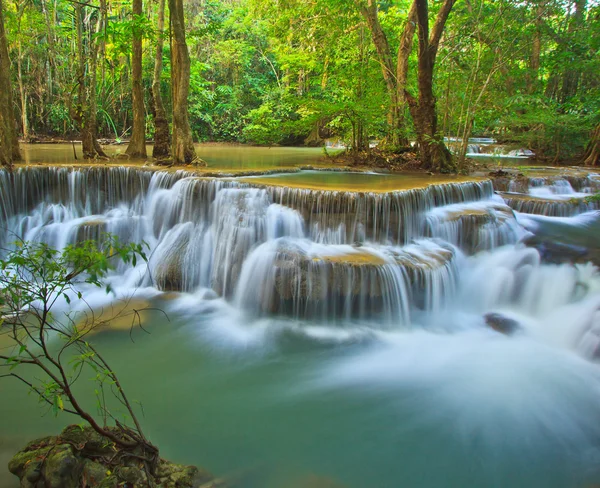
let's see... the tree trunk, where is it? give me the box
[74,3,108,160]
[560,0,586,102]
[169,0,198,165]
[582,123,600,166]
[0,0,20,167]
[16,43,29,140]
[125,0,147,159]
[406,0,455,173]
[151,0,170,159]
[395,1,417,145]
[527,3,543,94]
[359,0,402,147]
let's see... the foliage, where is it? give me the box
[1,0,598,161]
[0,236,157,458]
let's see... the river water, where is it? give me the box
[2,147,600,488]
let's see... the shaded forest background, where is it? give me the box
[0,0,599,164]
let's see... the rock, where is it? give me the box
[9,425,222,488]
[425,201,518,254]
[154,232,190,291]
[60,424,115,456]
[484,313,521,335]
[238,239,457,318]
[42,444,81,488]
[520,212,600,267]
[75,219,107,243]
[499,192,599,217]
[81,459,108,485]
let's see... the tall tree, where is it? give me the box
[73,2,108,159]
[168,0,197,165]
[357,0,416,148]
[151,0,170,159]
[582,123,600,166]
[0,0,21,167]
[125,0,147,159]
[405,0,456,172]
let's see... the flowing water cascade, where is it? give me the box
[0,167,497,323]
[6,166,600,487]
[493,174,600,217]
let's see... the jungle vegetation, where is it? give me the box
[0,0,598,169]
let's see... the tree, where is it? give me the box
[0,238,159,470]
[405,0,456,172]
[169,0,198,165]
[0,0,21,167]
[151,0,170,159]
[582,122,600,166]
[357,0,416,148]
[73,1,108,159]
[125,0,147,159]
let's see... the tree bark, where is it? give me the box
[169,0,198,165]
[125,0,147,159]
[406,0,456,173]
[74,3,108,160]
[15,4,29,142]
[527,2,544,94]
[560,0,586,102]
[0,0,21,167]
[582,123,600,166]
[358,0,415,148]
[151,0,170,159]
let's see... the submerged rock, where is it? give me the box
[484,313,521,335]
[8,425,223,488]
[499,192,599,217]
[519,211,600,267]
[236,238,457,322]
[424,201,520,254]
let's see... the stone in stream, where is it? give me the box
[424,201,519,254]
[236,238,457,322]
[8,425,223,488]
[484,313,522,335]
[154,231,191,291]
[75,219,107,244]
[519,211,600,267]
[499,192,600,217]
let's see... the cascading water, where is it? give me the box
[4,165,600,487]
[0,167,495,322]
[494,173,600,217]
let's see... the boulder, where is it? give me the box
[484,313,521,335]
[8,425,224,488]
[238,239,457,319]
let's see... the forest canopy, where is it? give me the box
[0,0,599,165]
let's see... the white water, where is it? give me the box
[3,167,600,487]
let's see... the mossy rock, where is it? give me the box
[9,425,223,488]
[60,425,115,456]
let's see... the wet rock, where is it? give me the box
[154,232,190,291]
[484,313,521,335]
[499,192,599,217]
[9,425,224,488]
[520,212,600,267]
[239,239,457,319]
[425,202,518,254]
[81,459,108,485]
[523,235,597,266]
[75,219,107,243]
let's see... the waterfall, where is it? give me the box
[1,166,598,336]
[234,238,457,325]
[492,173,600,217]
